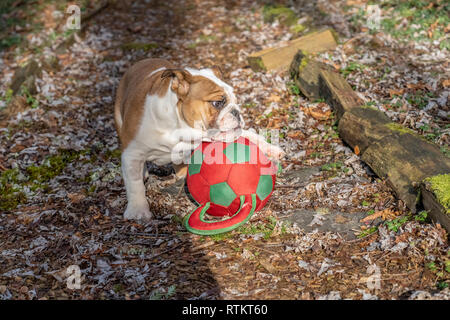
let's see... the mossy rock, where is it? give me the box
[289,50,330,100]
[263,5,297,26]
[421,173,450,232]
[423,174,450,214]
[362,133,450,213]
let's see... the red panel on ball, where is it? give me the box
[186,172,210,204]
[228,163,260,195]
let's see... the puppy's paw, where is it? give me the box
[124,203,153,221]
[266,145,285,161]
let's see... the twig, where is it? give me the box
[147,242,183,260]
[275,183,309,189]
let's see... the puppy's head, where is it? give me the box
[161,67,244,133]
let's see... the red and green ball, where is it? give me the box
[184,137,278,235]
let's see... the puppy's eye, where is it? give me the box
[210,98,226,109]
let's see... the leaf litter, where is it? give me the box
[0,0,448,300]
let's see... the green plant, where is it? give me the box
[321,162,344,172]
[340,62,366,77]
[237,216,278,239]
[414,210,428,222]
[0,88,14,108]
[437,281,448,290]
[0,34,21,51]
[287,81,301,95]
[361,200,370,207]
[357,226,378,238]
[21,85,39,109]
[427,262,437,272]
[149,285,176,300]
[385,215,409,232]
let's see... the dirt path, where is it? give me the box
[0,0,448,300]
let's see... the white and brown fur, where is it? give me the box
[114,58,283,221]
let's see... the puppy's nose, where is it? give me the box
[231,108,240,120]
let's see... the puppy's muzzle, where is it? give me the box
[217,103,244,131]
[231,108,241,122]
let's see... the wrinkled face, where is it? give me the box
[162,67,244,134]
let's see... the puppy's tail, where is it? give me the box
[114,101,123,134]
[114,79,125,135]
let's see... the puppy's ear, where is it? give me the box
[210,65,223,79]
[161,69,192,97]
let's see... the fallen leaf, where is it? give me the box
[266,94,281,103]
[67,192,86,204]
[360,209,398,223]
[389,88,405,97]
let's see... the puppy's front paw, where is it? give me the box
[264,145,285,162]
[124,203,153,221]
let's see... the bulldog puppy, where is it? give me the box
[114,58,283,221]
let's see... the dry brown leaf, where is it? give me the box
[389,88,405,97]
[304,106,331,121]
[68,192,86,204]
[266,94,281,103]
[259,259,277,273]
[361,211,384,223]
[360,209,398,223]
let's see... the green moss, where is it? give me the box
[290,24,306,34]
[329,28,340,43]
[248,57,266,72]
[297,55,308,73]
[120,42,159,51]
[263,5,297,26]
[0,149,91,212]
[105,148,122,160]
[385,123,417,135]
[0,168,27,211]
[424,174,450,214]
[361,102,377,111]
[26,149,86,183]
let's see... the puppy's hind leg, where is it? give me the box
[121,144,152,221]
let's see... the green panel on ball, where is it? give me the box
[188,149,204,175]
[256,175,273,200]
[223,143,251,163]
[210,182,237,207]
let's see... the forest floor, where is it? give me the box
[0,0,449,299]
